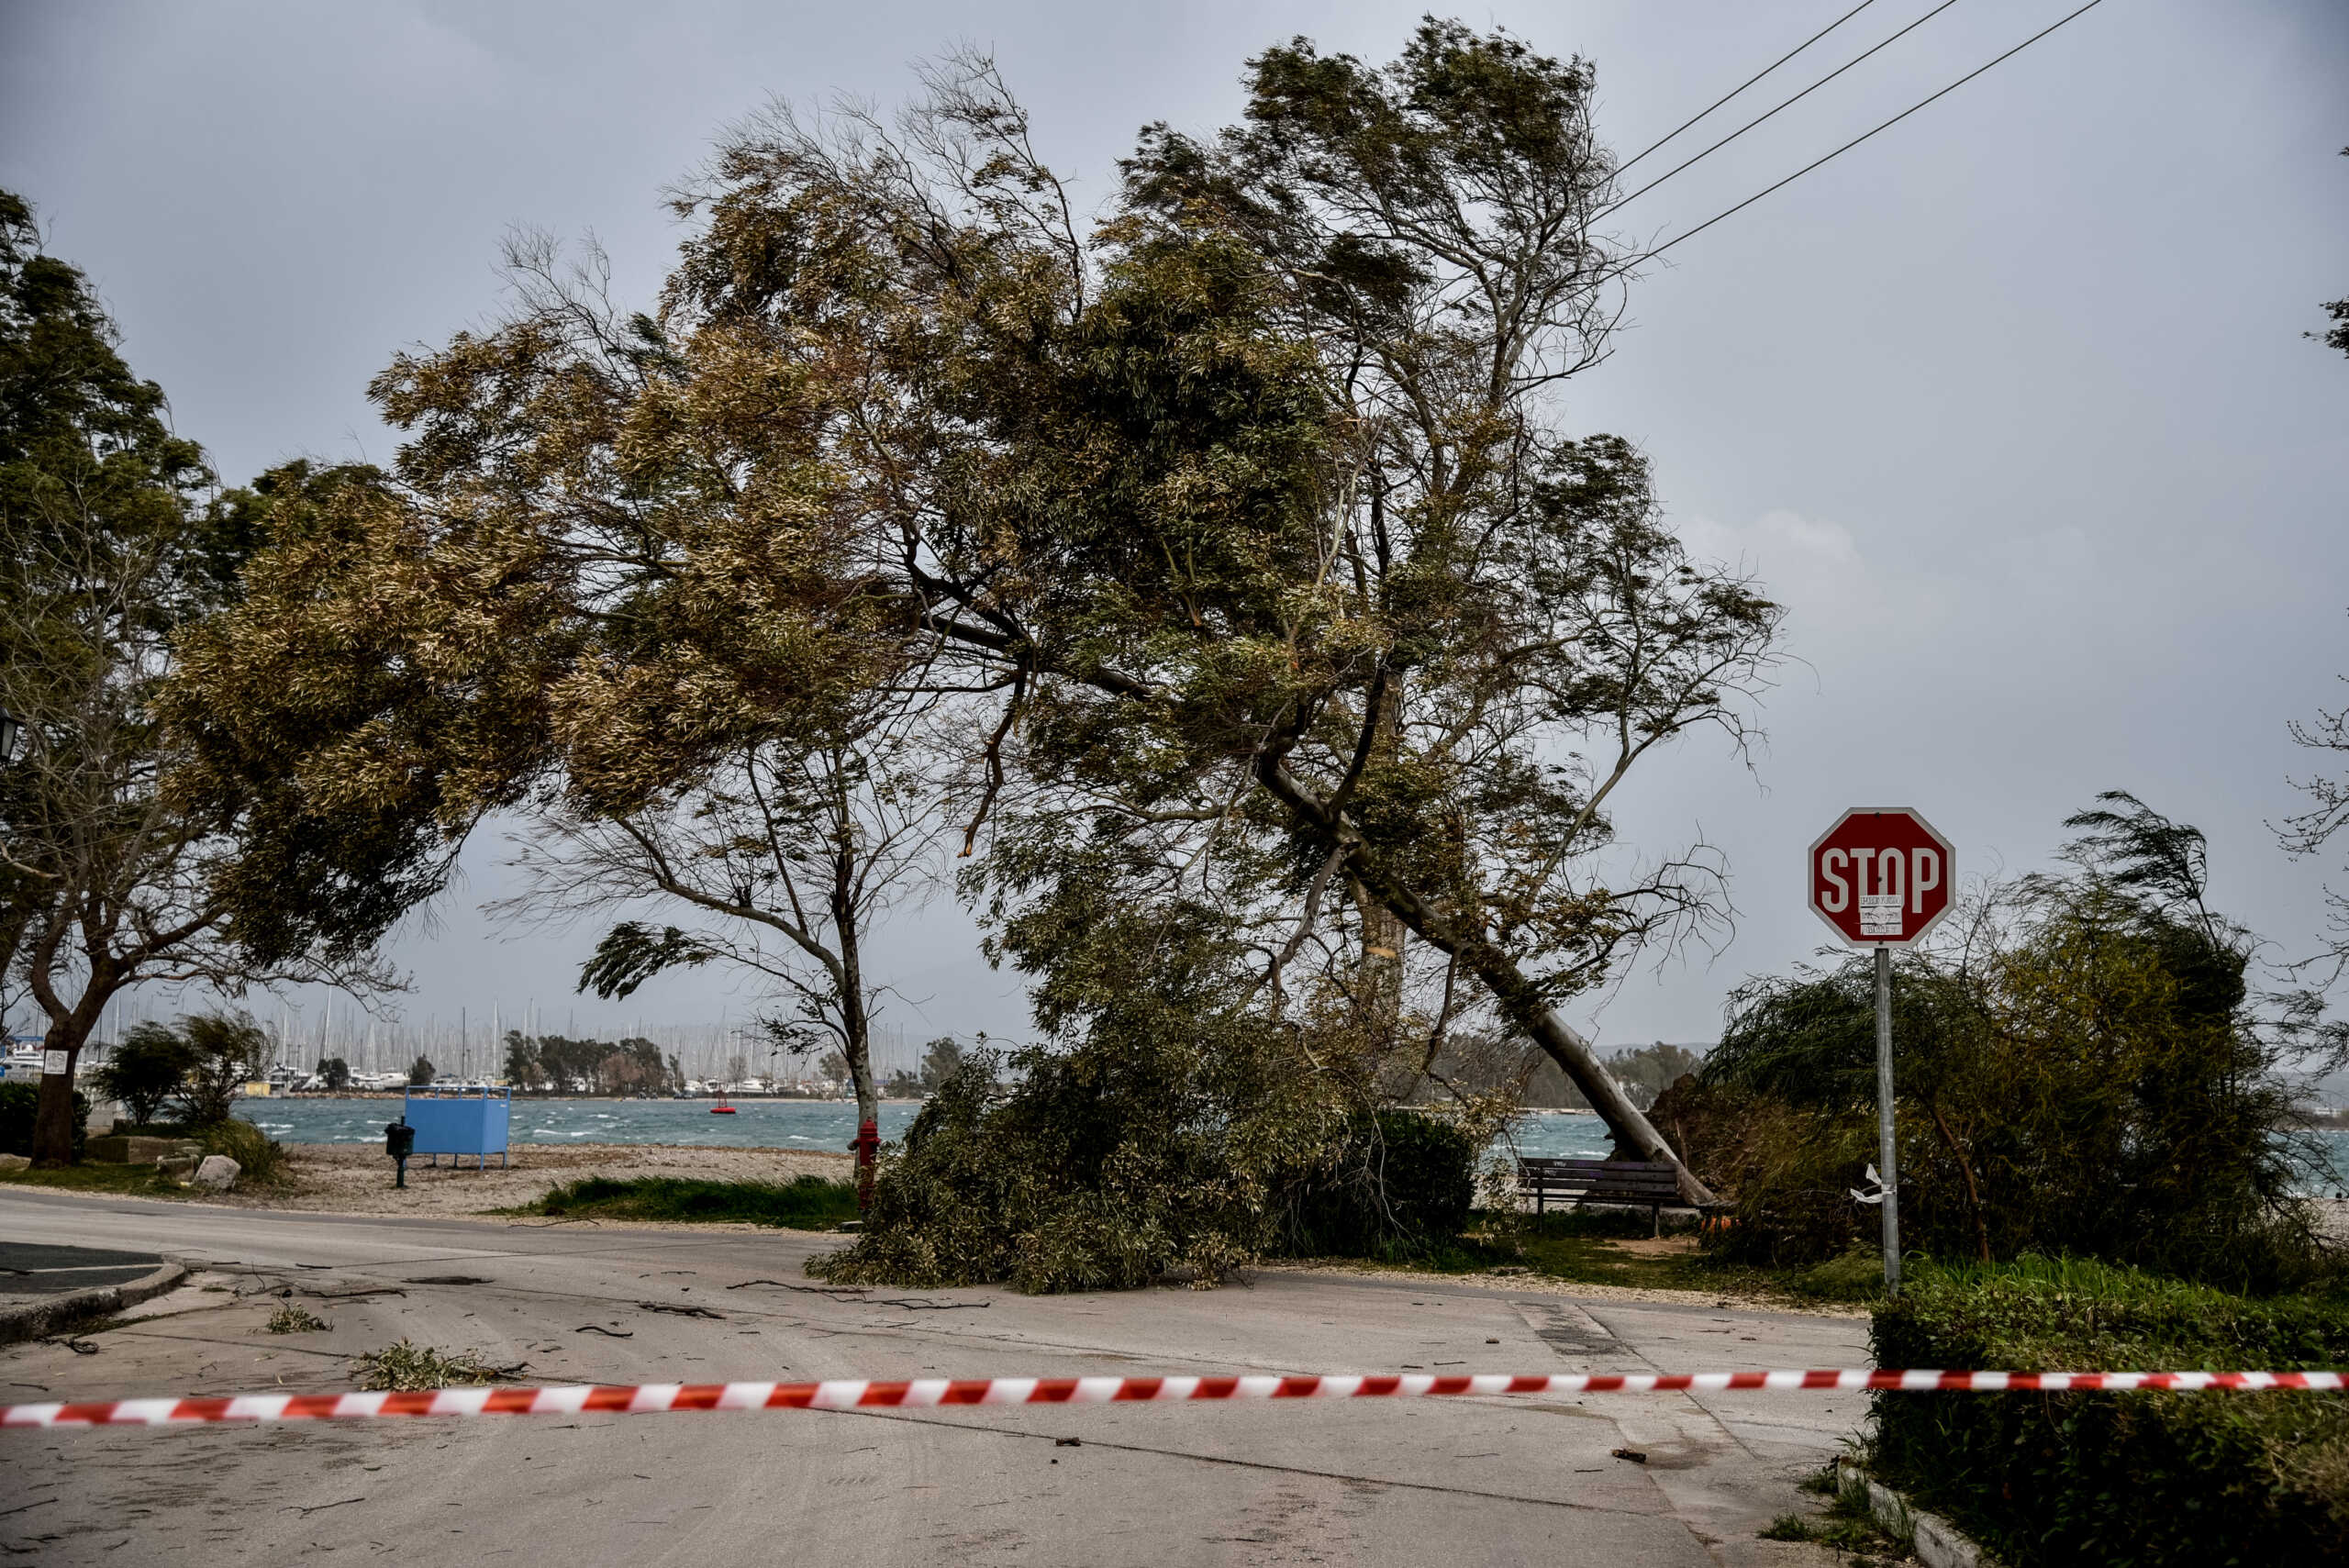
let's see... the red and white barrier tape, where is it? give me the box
[5,1369,2343,1429]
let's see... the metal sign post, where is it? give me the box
[1809,807,1954,1298]
[1874,944,1898,1294]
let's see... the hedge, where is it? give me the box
[1870,1257,2349,1566]
[0,1082,88,1162]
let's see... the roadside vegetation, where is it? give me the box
[511,1174,860,1229]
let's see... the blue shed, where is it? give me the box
[402,1084,511,1168]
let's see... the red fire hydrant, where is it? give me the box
[849,1117,880,1213]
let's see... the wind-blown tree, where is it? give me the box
[172,26,1776,1213]
[0,193,367,1164]
[507,698,946,1134]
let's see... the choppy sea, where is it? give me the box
[234,1096,2349,1190]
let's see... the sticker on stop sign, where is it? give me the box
[1809,807,1954,947]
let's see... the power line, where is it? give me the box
[1641,0,2110,264]
[1609,0,1963,214]
[1614,0,1886,177]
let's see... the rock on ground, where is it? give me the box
[190,1155,240,1192]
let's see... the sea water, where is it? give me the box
[233,1096,2349,1185]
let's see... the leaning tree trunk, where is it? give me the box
[1259,761,1715,1206]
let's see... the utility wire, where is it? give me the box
[1614,0,1886,177]
[1609,0,1963,214]
[1639,0,2110,263]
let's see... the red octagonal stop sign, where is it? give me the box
[1809,807,1953,947]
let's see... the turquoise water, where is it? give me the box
[235,1096,2349,1187]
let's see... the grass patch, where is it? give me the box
[0,1162,185,1196]
[1311,1207,1886,1307]
[1756,1483,1901,1558]
[265,1304,328,1334]
[510,1174,861,1229]
[349,1340,499,1392]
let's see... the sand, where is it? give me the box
[196,1140,856,1220]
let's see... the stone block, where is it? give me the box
[190,1155,240,1192]
[85,1135,203,1165]
[0,1153,27,1173]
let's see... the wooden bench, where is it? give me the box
[1517,1157,1687,1235]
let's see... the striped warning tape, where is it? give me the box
[6,1369,2343,1428]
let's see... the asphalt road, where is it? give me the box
[0,1241,165,1301]
[0,1189,1863,1566]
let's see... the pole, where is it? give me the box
[1875,943,1900,1296]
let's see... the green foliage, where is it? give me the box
[1280,1109,1474,1257]
[316,1056,350,1091]
[522,1174,858,1229]
[1871,1259,2349,1566]
[93,1022,190,1126]
[1667,795,2331,1289]
[265,1304,328,1334]
[172,1012,268,1128]
[201,1117,288,1184]
[349,1340,499,1392]
[497,1031,678,1095]
[406,1054,434,1086]
[0,1081,86,1160]
[578,922,713,1001]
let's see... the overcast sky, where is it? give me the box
[4,0,2345,1058]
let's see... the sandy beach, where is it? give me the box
[198,1140,857,1219]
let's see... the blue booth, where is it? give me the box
[402,1084,511,1168]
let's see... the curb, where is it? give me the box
[0,1259,188,1347]
[1835,1458,1998,1568]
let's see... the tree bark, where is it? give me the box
[30,1018,89,1169]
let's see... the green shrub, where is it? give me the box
[1869,1258,2349,1566]
[93,1022,189,1126]
[1279,1109,1475,1257]
[0,1082,88,1162]
[1667,797,2335,1292]
[813,1011,1348,1295]
[202,1118,289,1184]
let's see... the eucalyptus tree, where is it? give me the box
[175,25,1777,1204]
[664,25,1778,1195]
[0,193,368,1163]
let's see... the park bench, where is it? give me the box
[1516,1157,1689,1235]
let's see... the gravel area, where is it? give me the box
[193,1140,856,1219]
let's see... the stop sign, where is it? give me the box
[1809,807,1953,946]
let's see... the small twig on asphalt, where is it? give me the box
[296,1287,406,1302]
[575,1325,634,1338]
[721,1280,985,1309]
[40,1338,99,1355]
[636,1303,724,1319]
[507,1218,598,1229]
[0,1497,58,1519]
[727,1279,865,1296]
[288,1497,365,1518]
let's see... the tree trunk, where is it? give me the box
[832,878,879,1135]
[1258,759,1715,1206]
[30,1018,88,1169]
